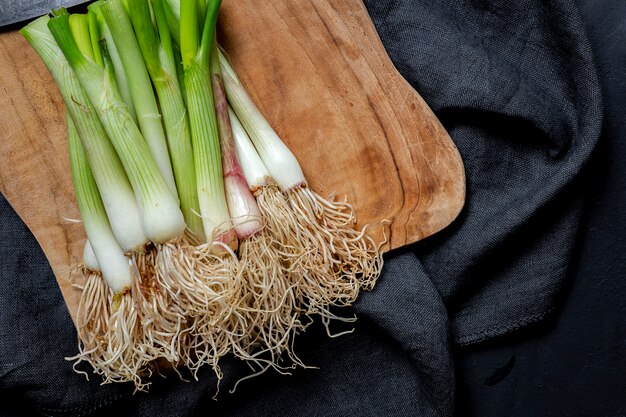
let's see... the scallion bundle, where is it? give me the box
[20,0,383,392]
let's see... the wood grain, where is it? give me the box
[0,0,465,323]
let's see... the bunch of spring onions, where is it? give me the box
[20,0,383,392]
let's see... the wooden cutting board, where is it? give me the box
[0,0,465,323]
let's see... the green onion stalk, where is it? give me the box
[210,43,306,371]
[181,0,235,252]
[163,0,181,45]
[20,16,151,388]
[127,0,203,241]
[219,50,384,334]
[48,12,185,243]
[78,1,202,373]
[88,1,137,122]
[127,0,238,372]
[99,0,179,198]
[172,0,237,379]
[45,10,194,388]
[23,13,146,253]
[65,113,147,390]
[66,114,131,294]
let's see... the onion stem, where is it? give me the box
[21,15,147,252]
[210,42,262,239]
[129,0,204,241]
[229,106,271,190]
[67,113,132,294]
[48,12,186,243]
[88,1,137,122]
[100,0,179,198]
[163,0,181,46]
[219,49,306,192]
[181,0,235,250]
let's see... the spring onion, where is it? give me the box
[128,0,204,241]
[48,12,186,244]
[210,43,262,239]
[66,113,132,294]
[180,0,236,251]
[66,111,147,390]
[208,41,306,371]
[100,0,179,198]
[88,1,137,122]
[229,107,271,190]
[20,15,147,252]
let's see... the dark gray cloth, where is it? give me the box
[0,0,606,416]
[365,0,601,345]
[457,0,626,415]
[0,195,126,416]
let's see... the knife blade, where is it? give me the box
[0,0,87,28]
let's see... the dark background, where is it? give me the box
[1,0,624,416]
[456,0,625,415]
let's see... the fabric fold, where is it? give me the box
[364,0,602,344]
